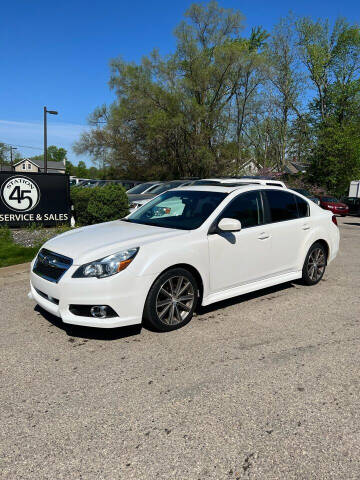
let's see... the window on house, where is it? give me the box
[27,163,32,170]
[22,163,26,170]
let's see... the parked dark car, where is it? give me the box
[78,179,141,190]
[292,188,320,205]
[341,197,360,215]
[319,196,349,216]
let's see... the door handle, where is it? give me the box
[302,223,310,230]
[258,232,270,240]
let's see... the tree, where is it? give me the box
[297,18,360,193]
[73,4,360,192]
[0,143,9,165]
[47,145,67,163]
[28,145,67,164]
[65,160,75,175]
[229,27,269,173]
[75,2,269,178]
[266,16,303,169]
[307,119,360,196]
[297,18,360,123]
[76,160,88,178]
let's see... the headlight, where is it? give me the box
[73,248,139,278]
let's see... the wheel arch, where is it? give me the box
[150,263,204,304]
[310,239,330,264]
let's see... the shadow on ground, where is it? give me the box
[197,281,296,315]
[343,222,360,227]
[35,281,299,339]
[35,305,142,340]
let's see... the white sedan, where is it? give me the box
[29,185,340,332]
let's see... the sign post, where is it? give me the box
[0,172,71,227]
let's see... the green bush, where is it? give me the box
[71,185,129,225]
[70,187,93,225]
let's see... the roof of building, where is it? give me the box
[284,161,308,175]
[13,158,65,171]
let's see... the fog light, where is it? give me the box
[90,305,108,318]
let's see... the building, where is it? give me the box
[12,158,65,173]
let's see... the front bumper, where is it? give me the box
[29,263,155,328]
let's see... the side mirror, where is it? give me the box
[217,218,242,232]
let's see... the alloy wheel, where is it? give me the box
[156,276,195,325]
[307,247,326,282]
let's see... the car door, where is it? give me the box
[208,190,272,293]
[262,190,310,276]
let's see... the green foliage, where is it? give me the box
[0,143,10,165]
[28,145,67,165]
[74,2,270,178]
[307,120,360,196]
[65,160,75,175]
[76,160,88,178]
[47,145,67,163]
[70,187,93,225]
[71,184,129,225]
[73,3,360,192]
[0,227,41,268]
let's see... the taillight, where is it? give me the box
[332,215,338,226]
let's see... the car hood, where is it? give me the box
[43,221,188,265]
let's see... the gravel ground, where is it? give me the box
[11,228,70,247]
[1,217,360,480]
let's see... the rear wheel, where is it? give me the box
[302,242,327,285]
[143,268,198,332]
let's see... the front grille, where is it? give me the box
[33,248,73,283]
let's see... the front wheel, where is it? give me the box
[302,242,327,286]
[143,268,199,332]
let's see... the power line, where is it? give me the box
[2,142,43,151]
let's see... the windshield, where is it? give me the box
[322,197,339,203]
[192,180,223,186]
[127,183,157,194]
[125,190,227,230]
[147,181,188,195]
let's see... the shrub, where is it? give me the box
[71,185,129,225]
[70,187,93,225]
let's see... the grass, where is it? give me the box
[0,225,72,268]
[0,228,41,268]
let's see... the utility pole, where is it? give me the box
[43,106,58,173]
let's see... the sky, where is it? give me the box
[0,0,359,166]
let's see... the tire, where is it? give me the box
[143,268,199,332]
[302,242,327,286]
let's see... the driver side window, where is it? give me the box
[219,191,263,229]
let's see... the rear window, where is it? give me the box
[265,190,298,222]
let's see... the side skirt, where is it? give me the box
[202,271,302,307]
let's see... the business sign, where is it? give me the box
[0,172,70,227]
